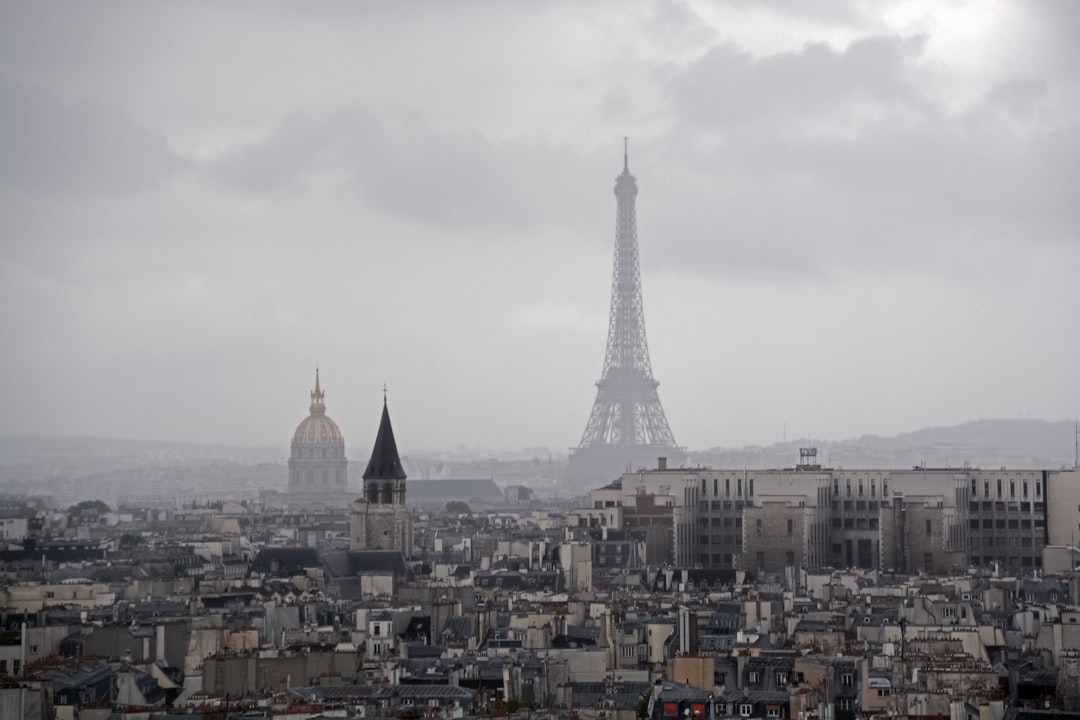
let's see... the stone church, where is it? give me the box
[349,397,412,557]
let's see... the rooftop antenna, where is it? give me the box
[623,136,629,172]
[1075,418,1079,470]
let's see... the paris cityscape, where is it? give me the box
[1,3,1079,720]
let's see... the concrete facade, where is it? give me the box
[590,462,1077,575]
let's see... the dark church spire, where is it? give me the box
[362,397,407,480]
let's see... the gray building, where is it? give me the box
[589,456,1076,575]
[350,399,413,557]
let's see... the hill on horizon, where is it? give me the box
[696,418,1078,471]
[0,417,1076,473]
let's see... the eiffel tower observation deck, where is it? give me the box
[566,142,685,486]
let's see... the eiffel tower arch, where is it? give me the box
[566,142,685,486]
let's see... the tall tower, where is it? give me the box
[350,395,412,556]
[288,368,347,495]
[567,142,683,485]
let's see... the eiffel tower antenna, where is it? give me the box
[567,140,682,485]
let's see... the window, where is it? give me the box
[740,705,753,717]
[756,551,764,569]
[748,671,760,684]
[776,672,788,686]
[786,519,794,535]
[726,478,731,497]
[839,699,853,711]
[878,689,891,697]
[786,551,795,566]
[842,673,853,687]
[767,708,781,718]
[749,478,754,497]
[756,518,763,536]
[925,519,932,536]
[373,624,381,636]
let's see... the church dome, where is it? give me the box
[292,369,344,444]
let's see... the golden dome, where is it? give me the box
[292,368,344,445]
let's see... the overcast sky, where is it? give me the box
[1,1,1077,455]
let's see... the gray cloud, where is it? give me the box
[204,107,605,233]
[0,76,180,195]
[645,33,1080,281]
[668,35,929,128]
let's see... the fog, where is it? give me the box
[1,1,1077,454]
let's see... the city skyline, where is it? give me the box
[1,2,1077,453]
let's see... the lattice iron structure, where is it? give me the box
[567,143,683,484]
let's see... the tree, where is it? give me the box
[445,501,471,515]
[636,690,652,720]
[67,499,111,516]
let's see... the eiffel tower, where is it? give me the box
[566,141,684,485]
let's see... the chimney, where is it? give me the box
[658,457,667,471]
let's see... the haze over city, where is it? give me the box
[1,1,1077,454]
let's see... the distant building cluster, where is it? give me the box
[572,454,1080,577]
[3,457,1080,719]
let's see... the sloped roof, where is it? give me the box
[407,479,504,503]
[362,401,406,481]
[250,547,319,575]
[322,549,409,578]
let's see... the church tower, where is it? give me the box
[288,368,347,495]
[350,396,412,556]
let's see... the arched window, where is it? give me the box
[382,483,394,504]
